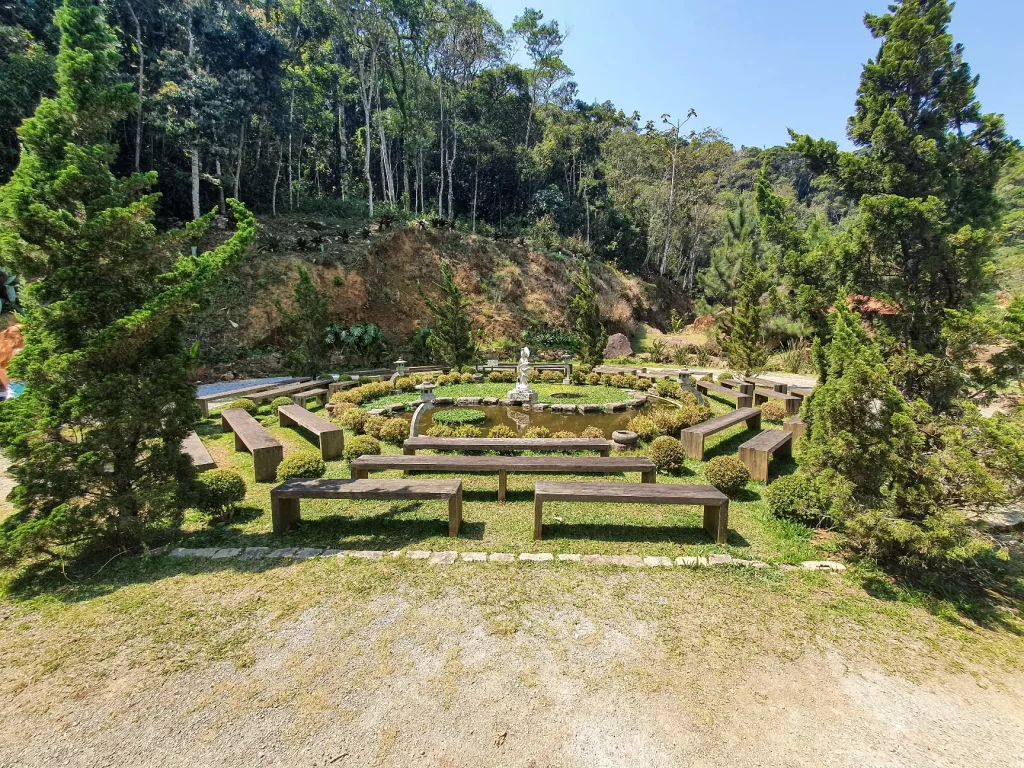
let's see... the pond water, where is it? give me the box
[401,403,664,439]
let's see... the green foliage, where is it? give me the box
[626,415,659,442]
[704,456,750,497]
[432,408,487,425]
[488,424,516,438]
[488,370,517,383]
[700,198,764,307]
[325,323,386,367]
[552,430,577,439]
[580,426,604,439]
[278,266,331,379]
[760,401,788,422]
[362,415,388,439]
[989,296,1024,392]
[339,408,368,433]
[270,396,294,410]
[765,475,825,527]
[343,435,382,461]
[0,0,255,562]
[719,253,768,374]
[378,418,409,444]
[420,260,478,369]
[648,436,685,473]
[651,409,685,436]
[524,427,551,438]
[226,398,259,415]
[568,260,607,367]
[453,425,483,438]
[192,469,247,520]
[276,452,326,482]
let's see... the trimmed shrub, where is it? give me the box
[652,409,686,436]
[276,452,327,482]
[192,469,247,519]
[627,415,659,442]
[765,474,822,526]
[363,415,388,439]
[270,396,294,410]
[760,401,788,422]
[453,425,483,438]
[379,418,409,444]
[649,436,686,473]
[426,424,456,437]
[633,377,653,391]
[552,430,577,439]
[488,424,517,438]
[331,400,356,413]
[343,435,381,462]
[540,370,564,383]
[586,372,601,386]
[432,408,487,425]
[600,374,613,386]
[524,427,552,439]
[704,456,750,496]
[339,407,368,433]
[678,405,711,428]
[226,398,258,415]
[622,374,640,389]
[458,371,475,383]
[337,380,394,405]
[580,426,605,439]
[488,370,516,383]
[656,380,683,399]
[393,376,416,392]
[610,374,627,388]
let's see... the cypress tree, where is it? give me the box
[720,253,768,375]
[568,260,607,367]
[278,266,331,378]
[420,260,477,369]
[0,0,255,562]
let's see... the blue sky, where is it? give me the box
[485,0,1022,149]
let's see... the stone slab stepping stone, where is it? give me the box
[350,550,383,559]
[488,553,515,562]
[519,553,554,562]
[707,554,732,565]
[460,552,487,562]
[643,556,673,567]
[557,554,582,562]
[212,548,241,559]
[429,551,457,564]
[293,548,323,559]
[241,547,270,559]
[269,547,298,558]
[406,550,431,560]
[801,561,846,572]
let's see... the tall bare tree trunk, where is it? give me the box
[472,155,478,234]
[125,0,143,173]
[272,141,282,216]
[214,158,226,214]
[288,87,295,211]
[190,147,200,220]
[446,123,456,220]
[234,117,246,200]
[661,139,679,277]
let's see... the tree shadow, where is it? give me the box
[704,427,761,460]
[545,522,749,547]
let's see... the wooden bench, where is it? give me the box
[351,455,656,502]
[181,431,216,472]
[738,430,793,482]
[290,388,329,407]
[402,437,612,457]
[719,378,755,395]
[197,378,309,417]
[221,408,284,482]
[695,380,753,409]
[247,379,333,405]
[753,388,801,415]
[680,407,762,461]
[787,386,814,399]
[747,376,787,393]
[278,405,344,461]
[328,380,358,396]
[784,415,807,440]
[271,478,463,536]
[533,481,730,543]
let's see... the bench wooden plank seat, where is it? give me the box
[695,380,754,409]
[402,437,612,457]
[351,455,656,502]
[787,387,814,399]
[197,378,309,417]
[680,407,762,461]
[719,378,755,395]
[290,388,329,407]
[784,415,807,439]
[278,404,344,461]
[221,408,284,482]
[182,431,216,472]
[246,379,334,405]
[738,430,793,482]
[753,388,801,415]
[533,481,730,543]
[271,478,463,536]
[746,376,788,393]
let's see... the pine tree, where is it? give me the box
[700,199,758,308]
[0,0,255,562]
[568,260,607,367]
[720,254,768,374]
[420,260,477,369]
[278,266,331,378]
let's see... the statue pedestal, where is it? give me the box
[506,386,538,405]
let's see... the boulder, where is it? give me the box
[603,333,633,359]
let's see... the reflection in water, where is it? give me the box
[396,404,663,439]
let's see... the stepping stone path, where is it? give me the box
[161,546,841,573]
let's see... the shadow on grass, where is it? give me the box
[544,521,749,547]
[703,427,760,460]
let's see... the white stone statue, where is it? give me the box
[516,346,531,389]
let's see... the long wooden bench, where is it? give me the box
[197,378,308,417]
[738,430,792,482]
[680,407,762,461]
[290,388,329,407]
[719,378,755,395]
[328,380,358,396]
[278,404,344,461]
[533,481,730,543]
[247,379,333,405]
[351,455,656,501]
[271,478,463,536]
[784,415,807,439]
[695,380,753,409]
[787,386,814,399]
[753,388,801,415]
[181,431,216,472]
[402,437,611,457]
[747,376,788,393]
[221,408,284,482]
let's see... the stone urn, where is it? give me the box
[612,430,639,450]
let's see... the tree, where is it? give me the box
[719,253,768,374]
[700,198,760,308]
[791,0,1014,409]
[568,259,606,366]
[278,266,331,378]
[990,296,1024,393]
[0,0,256,562]
[420,260,477,368]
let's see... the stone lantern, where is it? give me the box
[409,382,436,437]
[394,358,408,377]
[561,353,573,385]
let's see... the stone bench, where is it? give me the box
[221,408,284,482]
[738,429,793,482]
[351,455,656,502]
[290,388,329,408]
[719,378,755,395]
[784,415,807,440]
[402,437,612,457]
[271,478,463,536]
[278,404,344,461]
[745,376,788,393]
[181,431,215,472]
[787,387,814,399]
[197,378,309,417]
[532,481,730,543]
[753,388,801,415]
[695,380,753,409]
[680,407,762,461]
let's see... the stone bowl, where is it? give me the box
[612,430,639,447]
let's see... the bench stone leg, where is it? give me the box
[754,392,767,406]
[785,397,801,415]
[222,414,234,434]
[681,430,705,461]
[739,446,769,482]
[737,383,755,396]
[353,467,369,480]
[600,444,611,457]
[291,393,307,408]
[736,394,753,409]
[642,469,656,484]
[320,430,345,461]
[234,432,246,453]
[200,401,210,418]
[403,445,415,456]
[498,470,507,502]
[773,382,788,394]
[253,445,284,483]
[279,409,295,428]
[533,496,545,540]
[748,411,762,431]
[448,489,462,537]
[703,501,729,545]
[776,434,793,461]
[272,495,301,534]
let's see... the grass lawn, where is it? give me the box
[362,383,635,409]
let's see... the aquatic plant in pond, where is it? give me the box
[431,408,488,425]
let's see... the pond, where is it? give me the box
[398,403,665,439]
